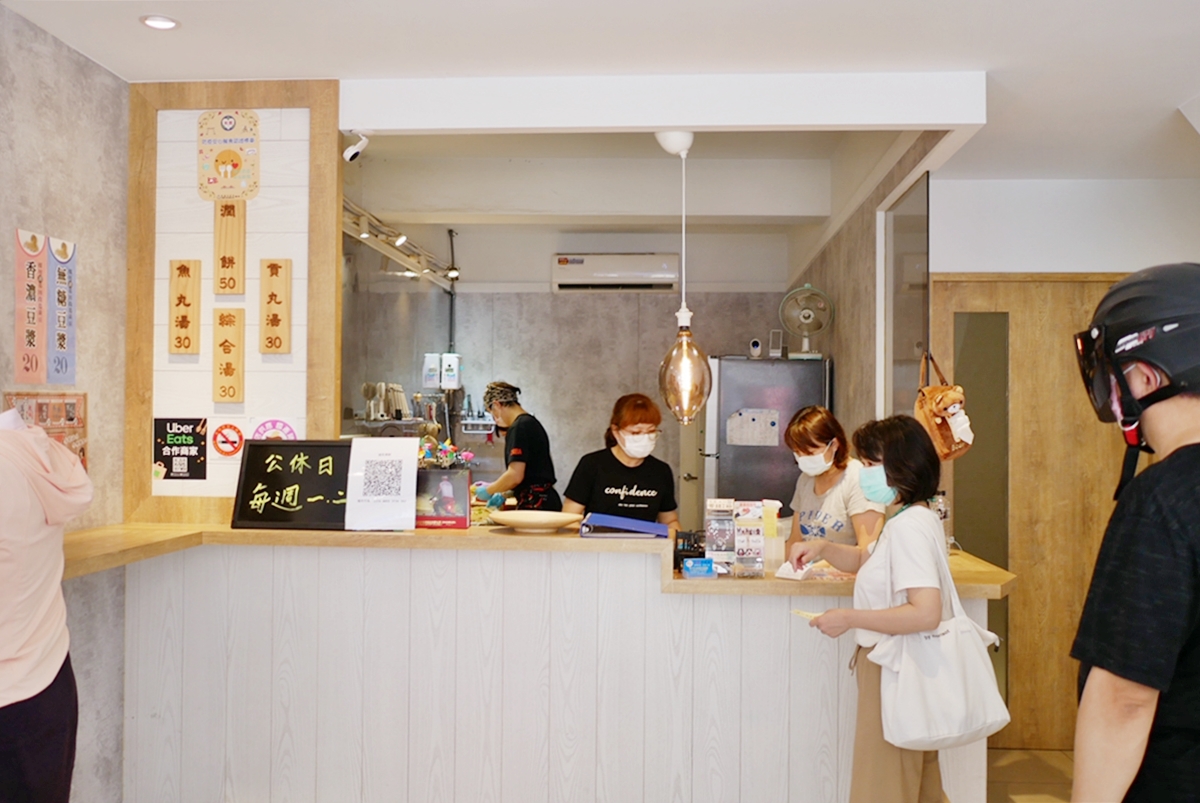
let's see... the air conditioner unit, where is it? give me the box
[552,254,679,292]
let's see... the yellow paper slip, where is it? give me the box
[791,609,820,620]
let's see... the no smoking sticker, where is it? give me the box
[212,423,245,457]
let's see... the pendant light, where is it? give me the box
[655,131,712,425]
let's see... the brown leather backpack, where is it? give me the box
[914,352,973,461]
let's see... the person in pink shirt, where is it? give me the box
[0,408,93,803]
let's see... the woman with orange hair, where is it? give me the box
[562,393,680,528]
[784,405,885,562]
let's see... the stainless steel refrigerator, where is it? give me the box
[702,356,832,517]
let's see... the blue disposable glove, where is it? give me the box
[487,493,506,509]
[474,485,491,502]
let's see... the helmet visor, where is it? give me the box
[1075,325,1116,422]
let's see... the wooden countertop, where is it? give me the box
[63,524,1015,599]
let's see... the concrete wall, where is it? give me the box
[1,6,128,801]
[793,131,947,437]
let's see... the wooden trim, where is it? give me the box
[123,80,341,524]
[64,524,1015,600]
[932,272,1128,284]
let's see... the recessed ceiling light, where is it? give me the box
[140,15,179,30]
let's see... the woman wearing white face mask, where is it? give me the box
[562,394,680,528]
[784,406,885,561]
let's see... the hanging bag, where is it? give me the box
[913,352,973,461]
[866,525,1010,750]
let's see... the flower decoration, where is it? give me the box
[418,438,475,469]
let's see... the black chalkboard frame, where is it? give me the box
[232,440,353,530]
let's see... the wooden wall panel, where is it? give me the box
[125,546,995,803]
[932,274,1126,750]
[124,80,340,524]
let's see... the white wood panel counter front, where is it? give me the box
[67,525,1013,803]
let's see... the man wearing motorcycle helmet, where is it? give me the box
[1070,263,1200,802]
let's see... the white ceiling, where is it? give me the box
[6,0,1200,178]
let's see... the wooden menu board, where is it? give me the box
[232,440,350,529]
[214,201,246,295]
[213,308,244,402]
[168,260,200,354]
[260,258,291,353]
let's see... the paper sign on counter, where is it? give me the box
[726,408,780,446]
[344,437,419,531]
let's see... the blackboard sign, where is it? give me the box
[232,440,351,529]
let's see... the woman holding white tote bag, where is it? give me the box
[789,416,978,803]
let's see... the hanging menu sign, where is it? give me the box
[14,229,47,384]
[48,239,77,385]
[232,440,351,529]
[213,308,244,402]
[214,201,246,295]
[260,258,291,353]
[169,259,200,354]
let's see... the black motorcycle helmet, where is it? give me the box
[1075,262,1200,497]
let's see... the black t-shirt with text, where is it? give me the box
[1072,443,1200,802]
[504,414,556,491]
[564,448,677,522]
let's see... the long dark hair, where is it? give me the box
[852,415,940,505]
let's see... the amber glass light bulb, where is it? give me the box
[658,313,712,425]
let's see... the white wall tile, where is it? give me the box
[157,110,202,143]
[280,109,311,141]
[156,187,214,234]
[259,139,310,188]
[245,187,308,234]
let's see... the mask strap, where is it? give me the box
[1110,363,1179,499]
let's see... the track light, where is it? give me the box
[343,132,369,163]
[446,267,460,280]
[395,234,408,247]
[402,269,418,278]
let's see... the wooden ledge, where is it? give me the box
[63,524,1016,599]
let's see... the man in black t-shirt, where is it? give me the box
[1071,263,1200,802]
[477,381,561,511]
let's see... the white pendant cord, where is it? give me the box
[681,151,687,313]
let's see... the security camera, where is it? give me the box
[342,132,369,163]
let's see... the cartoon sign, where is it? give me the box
[251,418,298,440]
[197,110,260,201]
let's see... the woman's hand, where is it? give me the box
[810,608,854,638]
[788,538,825,570]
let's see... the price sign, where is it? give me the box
[260,258,291,353]
[14,229,47,383]
[213,308,244,403]
[168,260,200,354]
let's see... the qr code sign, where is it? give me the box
[363,459,406,497]
[172,457,188,474]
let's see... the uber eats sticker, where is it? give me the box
[153,418,208,480]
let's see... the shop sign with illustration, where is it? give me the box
[153,418,207,480]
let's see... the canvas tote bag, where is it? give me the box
[866,528,1010,751]
[913,352,973,461]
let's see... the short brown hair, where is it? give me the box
[783,406,849,470]
[851,415,940,505]
[604,394,663,448]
